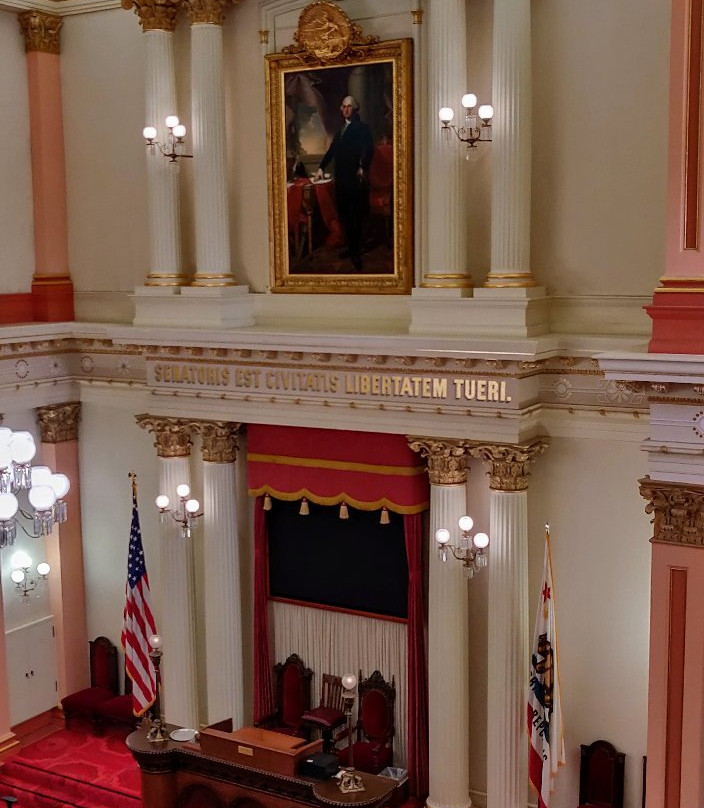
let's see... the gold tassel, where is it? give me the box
[299,497,310,516]
[380,506,390,525]
[339,502,349,520]
[263,493,272,511]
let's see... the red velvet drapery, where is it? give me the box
[253,496,275,724]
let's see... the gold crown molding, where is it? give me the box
[639,476,704,547]
[184,0,236,26]
[121,0,180,32]
[465,438,549,491]
[18,10,62,54]
[136,414,197,457]
[35,402,81,443]
[198,421,242,463]
[407,437,468,485]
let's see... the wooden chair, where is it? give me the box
[577,739,625,808]
[61,636,118,731]
[300,673,346,753]
[256,653,313,738]
[338,670,395,774]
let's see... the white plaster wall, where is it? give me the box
[0,11,34,295]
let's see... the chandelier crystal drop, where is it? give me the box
[0,428,70,548]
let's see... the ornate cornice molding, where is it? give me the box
[465,438,549,491]
[121,0,180,31]
[183,0,234,26]
[18,10,62,53]
[136,414,196,457]
[35,402,81,443]
[407,437,467,485]
[198,421,241,463]
[639,476,704,547]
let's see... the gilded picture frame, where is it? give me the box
[265,5,413,294]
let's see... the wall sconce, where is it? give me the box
[143,116,193,164]
[436,515,489,578]
[155,484,202,539]
[10,550,50,598]
[439,93,494,150]
[0,428,70,548]
[338,672,365,794]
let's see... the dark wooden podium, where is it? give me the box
[127,725,398,808]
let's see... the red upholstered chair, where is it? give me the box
[338,670,395,774]
[256,653,313,738]
[60,636,118,731]
[95,671,138,732]
[577,740,625,808]
[301,673,346,753]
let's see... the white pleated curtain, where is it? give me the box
[272,601,408,768]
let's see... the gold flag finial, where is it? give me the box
[129,471,138,501]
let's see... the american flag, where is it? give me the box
[121,483,157,716]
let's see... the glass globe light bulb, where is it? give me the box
[438,107,454,124]
[28,485,56,511]
[473,532,490,549]
[165,115,180,129]
[36,562,51,577]
[461,93,478,109]
[11,550,31,570]
[10,569,25,584]
[458,515,474,532]
[0,428,12,446]
[143,126,157,140]
[10,432,36,464]
[185,498,200,515]
[478,104,494,121]
[0,445,11,470]
[149,634,163,650]
[172,124,186,138]
[31,466,52,487]
[176,483,190,499]
[436,527,451,545]
[342,672,357,691]
[49,473,70,499]
[155,494,170,510]
[0,493,18,520]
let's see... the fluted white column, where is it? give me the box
[137,416,199,729]
[408,439,471,808]
[484,0,535,288]
[187,0,235,286]
[422,0,471,289]
[200,422,244,727]
[469,442,548,808]
[123,0,185,286]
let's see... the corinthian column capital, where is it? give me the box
[639,476,704,547]
[198,421,242,463]
[466,439,548,491]
[407,437,468,485]
[121,0,181,32]
[184,0,235,26]
[18,11,62,54]
[136,414,197,457]
[36,402,81,443]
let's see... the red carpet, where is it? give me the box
[0,727,141,807]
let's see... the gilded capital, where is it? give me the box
[198,421,241,463]
[466,439,548,491]
[136,414,196,458]
[639,476,704,547]
[121,0,181,32]
[184,0,234,26]
[18,11,62,54]
[407,437,468,485]
[35,402,81,443]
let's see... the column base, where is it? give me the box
[410,286,549,338]
[133,284,255,328]
[31,276,75,322]
[646,288,704,353]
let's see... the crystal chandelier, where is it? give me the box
[0,428,70,548]
[436,515,489,578]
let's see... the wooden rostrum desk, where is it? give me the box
[127,724,399,808]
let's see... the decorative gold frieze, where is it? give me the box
[407,437,468,485]
[183,0,234,26]
[18,11,62,54]
[284,1,379,64]
[121,0,181,32]
[35,402,81,443]
[639,476,704,547]
[198,421,241,463]
[136,414,196,457]
[466,439,549,491]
